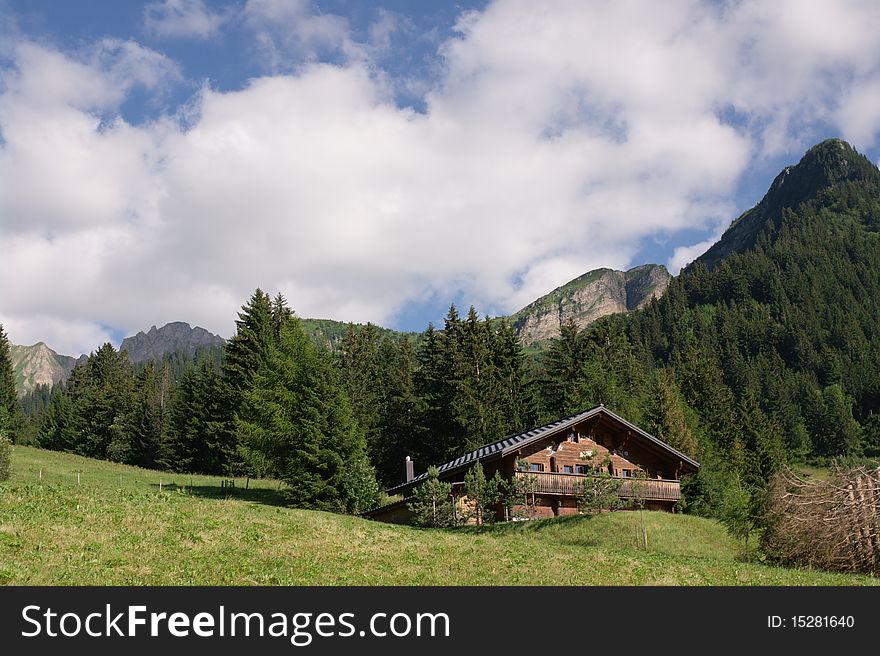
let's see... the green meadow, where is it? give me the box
[0,446,874,586]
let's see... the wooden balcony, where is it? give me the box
[513,470,681,502]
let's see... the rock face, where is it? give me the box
[10,342,84,396]
[119,321,225,363]
[512,264,671,346]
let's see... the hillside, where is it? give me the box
[0,446,873,585]
[583,138,880,474]
[299,318,418,352]
[9,343,83,396]
[698,139,880,270]
[511,264,671,347]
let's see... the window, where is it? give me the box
[529,463,544,472]
[563,465,574,474]
[575,464,589,475]
[595,435,604,445]
[621,469,632,478]
[568,432,579,443]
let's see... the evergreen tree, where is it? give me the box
[645,368,699,457]
[163,355,230,474]
[408,466,457,527]
[493,318,538,435]
[462,462,501,525]
[223,288,275,394]
[121,362,170,468]
[807,384,863,457]
[236,317,373,511]
[37,384,77,452]
[339,323,383,469]
[452,309,503,453]
[541,320,585,417]
[220,288,277,474]
[0,422,10,481]
[0,325,21,441]
[55,344,137,460]
[373,335,422,486]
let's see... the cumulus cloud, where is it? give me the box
[2,0,880,354]
[144,0,229,40]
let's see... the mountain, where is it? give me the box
[698,138,880,270]
[608,137,880,463]
[119,321,225,363]
[10,343,84,396]
[510,264,671,347]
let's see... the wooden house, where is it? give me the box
[365,405,699,524]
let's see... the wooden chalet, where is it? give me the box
[365,405,700,524]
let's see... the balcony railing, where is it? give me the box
[513,470,681,502]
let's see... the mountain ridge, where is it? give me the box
[119,321,225,364]
[510,264,671,346]
[697,138,880,270]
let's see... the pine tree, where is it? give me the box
[452,309,503,453]
[37,383,77,452]
[271,292,293,341]
[372,335,421,486]
[462,461,501,525]
[541,319,585,417]
[223,289,275,394]
[0,325,21,441]
[163,355,230,474]
[236,316,373,511]
[408,466,457,527]
[493,318,537,436]
[339,323,383,469]
[120,362,170,468]
[220,288,276,475]
[62,344,136,459]
[645,368,699,457]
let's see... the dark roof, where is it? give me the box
[387,405,699,495]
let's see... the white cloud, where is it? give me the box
[242,0,361,67]
[668,234,722,275]
[3,0,880,354]
[144,0,228,40]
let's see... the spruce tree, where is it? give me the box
[462,462,501,525]
[645,368,699,457]
[236,316,374,511]
[541,319,585,417]
[0,325,21,440]
[223,289,275,394]
[408,466,457,527]
[163,355,230,474]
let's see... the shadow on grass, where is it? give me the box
[147,481,289,507]
[455,513,598,537]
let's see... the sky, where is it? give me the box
[2,0,880,356]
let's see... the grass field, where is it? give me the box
[0,446,875,586]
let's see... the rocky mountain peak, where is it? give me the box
[119,322,225,364]
[511,264,671,347]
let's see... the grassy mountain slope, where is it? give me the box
[0,446,872,585]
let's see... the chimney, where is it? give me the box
[405,456,414,483]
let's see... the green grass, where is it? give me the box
[0,446,875,586]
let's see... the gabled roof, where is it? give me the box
[387,405,700,495]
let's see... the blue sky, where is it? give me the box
[2,0,880,355]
